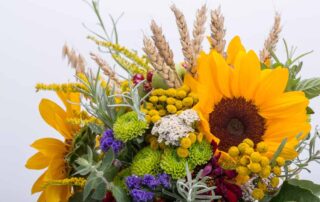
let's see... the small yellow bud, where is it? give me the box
[180,85,190,93]
[258,181,267,191]
[228,146,240,157]
[182,97,194,107]
[151,115,161,123]
[240,156,250,166]
[257,142,268,153]
[141,108,148,114]
[276,157,285,166]
[158,95,167,102]
[175,100,183,109]
[180,137,192,149]
[244,147,254,155]
[155,104,164,110]
[148,109,159,116]
[151,89,160,96]
[243,138,254,147]
[236,175,250,185]
[150,140,159,150]
[149,96,159,104]
[176,90,187,99]
[145,115,151,123]
[250,152,262,163]
[271,177,280,187]
[248,163,262,173]
[177,147,189,158]
[273,166,281,176]
[260,156,270,167]
[238,142,249,153]
[176,110,183,115]
[236,166,249,176]
[166,97,176,105]
[188,133,197,144]
[259,166,271,178]
[166,105,177,114]
[197,132,203,143]
[252,188,264,200]
[145,102,154,110]
[188,92,198,103]
[166,88,177,97]
[158,109,167,116]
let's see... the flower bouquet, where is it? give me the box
[26,1,320,202]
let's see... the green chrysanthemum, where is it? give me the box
[113,167,131,190]
[188,141,213,167]
[113,111,148,142]
[131,147,162,176]
[160,148,188,179]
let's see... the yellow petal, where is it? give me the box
[45,186,69,202]
[26,152,50,170]
[57,92,80,115]
[226,36,246,66]
[46,156,67,180]
[39,99,72,139]
[254,68,289,106]
[211,51,232,98]
[32,171,47,194]
[31,138,66,156]
[37,191,46,202]
[265,142,298,160]
[230,50,246,97]
[238,50,261,100]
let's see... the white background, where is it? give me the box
[1,0,320,201]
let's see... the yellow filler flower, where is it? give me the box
[26,92,81,202]
[185,36,310,160]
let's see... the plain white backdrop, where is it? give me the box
[1,0,320,201]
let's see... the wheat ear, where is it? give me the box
[62,44,86,74]
[260,12,282,63]
[192,5,207,59]
[210,7,226,55]
[143,36,182,88]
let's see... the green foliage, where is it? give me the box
[163,164,221,202]
[73,147,117,201]
[77,69,124,129]
[113,111,148,142]
[66,127,97,166]
[131,146,162,176]
[188,141,213,168]
[160,148,188,180]
[111,185,131,202]
[270,179,320,202]
[296,78,320,99]
[113,167,131,190]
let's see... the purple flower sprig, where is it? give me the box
[125,173,171,202]
[100,129,123,154]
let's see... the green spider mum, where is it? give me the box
[188,141,213,168]
[131,147,162,176]
[160,148,188,180]
[113,111,148,142]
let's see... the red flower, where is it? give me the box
[103,192,116,202]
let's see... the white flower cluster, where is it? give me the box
[151,109,200,146]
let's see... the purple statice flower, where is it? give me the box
[100,129,123,154]
[126,175,142,189]
[157,173,171,189]
[130,189,154,202]
[142,174,160,190]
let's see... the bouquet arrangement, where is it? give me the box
[26,1,320,202]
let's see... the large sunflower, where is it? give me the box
[26,92,81,202]
[185,36,310,160]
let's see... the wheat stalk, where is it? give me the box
[143,36,182,88]
[62,44,86,74]
[192,4,207,63]
[210,7,226,55]
[171,4,195,74]
[90,53,121,87]
[260,12,282,63]
[150,20,175,69]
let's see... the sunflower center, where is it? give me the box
[209,97,266,152]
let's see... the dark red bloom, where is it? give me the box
[103,192,116,202]
[132,74,145,85]
[146,71,154,82]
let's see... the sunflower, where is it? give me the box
[26,92,81,202]
[185,36,310,160]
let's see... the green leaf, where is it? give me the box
[111,185,130,202]
[100,148,115,170]
[307,106,315,114]
[271,179,320,202]
[296,78,320,99]
[91,182,107,200]
[270,138,287,166]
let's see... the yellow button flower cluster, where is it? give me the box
[229,139,285,200]
[142,85,199,124]
[176,132,202,158]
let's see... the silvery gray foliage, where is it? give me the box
[163,163,221,202]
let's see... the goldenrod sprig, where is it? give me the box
[42,177,86,189]
[35,83,85,93]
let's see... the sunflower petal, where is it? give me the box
[39,99,72,139]
[31,138,66,156]
[230,50,246,97]
[57,92,80,115]
[226,36,246,66]
[32,171,47,194]
[254,68,289,106]
[26,152,50,170]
